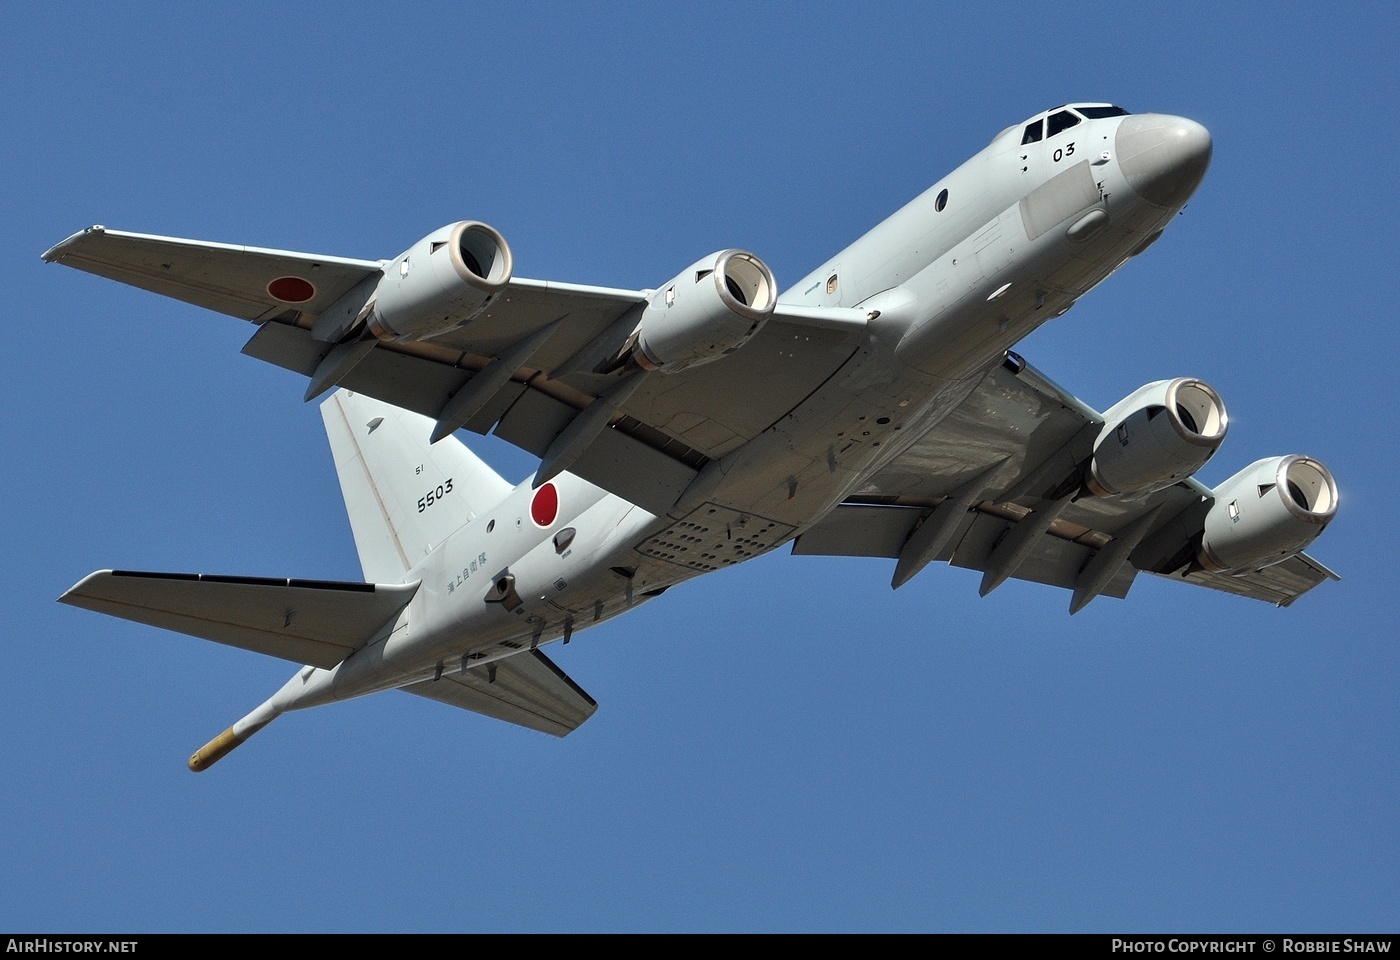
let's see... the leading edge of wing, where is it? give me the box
[771,301,872,333]
[41,226,385,272]
[59,570,419,669]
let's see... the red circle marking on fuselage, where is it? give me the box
[267,276,316,303]
[530,482,559,527]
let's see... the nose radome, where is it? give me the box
[1116,114,1212,207]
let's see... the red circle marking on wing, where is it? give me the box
[267,276,317,303]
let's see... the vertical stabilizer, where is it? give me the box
[320,390,513,582]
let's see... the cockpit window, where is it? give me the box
[1046,110,1081,138]
[1021,120,1043,145]
[1075,105,1130,119]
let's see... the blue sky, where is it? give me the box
[4,2,1396,933]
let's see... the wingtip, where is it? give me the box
[56,569,116,605]
[42,225,105,263]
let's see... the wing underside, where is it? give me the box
[794,355,1338,608]
[795,502,1139,599]
[45,226,866,517]
[41,226,384,321]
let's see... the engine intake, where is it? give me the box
[368,221,513,342]
[632,250,777,373]
[1088,378,1228,498]
[1198,455,1338,572]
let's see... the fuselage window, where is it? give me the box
[1021,120,1043,145]
[1075,105,1129,119]
[935,188,949,212]
[1047,110,1081,138]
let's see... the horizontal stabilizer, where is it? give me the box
[401,650,597,737]
[59,570,418,668]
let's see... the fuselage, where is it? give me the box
[278,105,1212,714]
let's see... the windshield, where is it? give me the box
[1075,105,1129,119]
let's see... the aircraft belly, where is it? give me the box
[636,504,797,574]
[664,348,976,538]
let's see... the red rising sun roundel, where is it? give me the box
[530,482,559,528]
[267,276,316,303]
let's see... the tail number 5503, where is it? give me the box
[418,478,454,513]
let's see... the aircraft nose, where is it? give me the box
[1115,114,1212,207]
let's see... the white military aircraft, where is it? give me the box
[49,104,1339,771]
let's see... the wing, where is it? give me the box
[45,227,868,516]
[793,354,1339,610]
[41,226,384,321]
[59,569,419,668]
[400,651,597,737]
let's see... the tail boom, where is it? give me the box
[187,698,282,772]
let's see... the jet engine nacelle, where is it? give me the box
[633,249,777,373]
[1088,378,1228,497]
[1197,455,1337,572]
[368,221,513,342]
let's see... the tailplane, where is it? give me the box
[59,569,420,771]
[320,390,513,582]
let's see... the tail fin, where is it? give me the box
[320,390,513,582]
